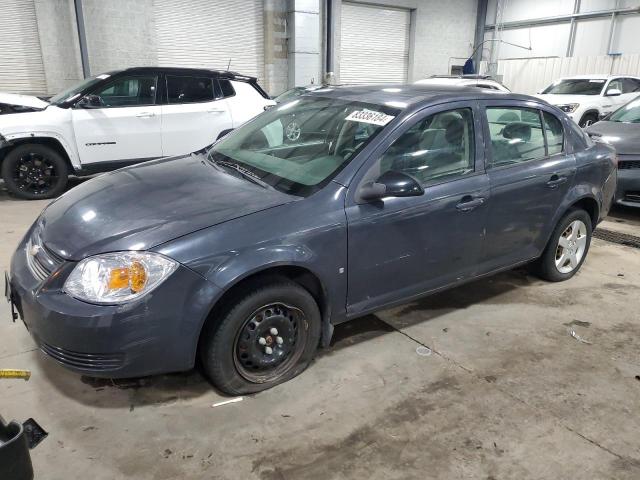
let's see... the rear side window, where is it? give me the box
[543,112,564,155]
[219,80,236,98]
[379,108,475,185]
[487,107,546,166]
[167,76,214,104]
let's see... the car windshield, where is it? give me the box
[609,98,640,123]
[208,97,399,196]
[542,79,605,95]
[49,75,110,105]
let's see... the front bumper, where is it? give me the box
[7,234,221,378]
[615,162,640,208]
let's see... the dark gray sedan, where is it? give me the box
[586,96,640,207]
[6,85,617,394]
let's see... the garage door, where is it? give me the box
[154,0,264,83]
[340,3,410,84]
[0,0,46,94]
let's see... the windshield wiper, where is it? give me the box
[210,158,273,190]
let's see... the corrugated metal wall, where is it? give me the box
[154,0,265,83]
[0,0,46,95]
[481,54,640,94]
[340,2,410,84]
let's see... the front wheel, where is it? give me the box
[578,112,599,128]
[534,209,592,282]
[200,278,321,395]
[1,144,69,199]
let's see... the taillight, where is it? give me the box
[612,153,618,168]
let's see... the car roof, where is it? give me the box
[559,74,640,80]
[107,66,256,81]
[302,84,531,110]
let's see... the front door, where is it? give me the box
[72,74,162,165]
[160,75,233,156]
[345,103,490,317]
[479,103,576,271]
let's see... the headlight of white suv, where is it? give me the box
[64,252,178,305]
[558,103,579,113]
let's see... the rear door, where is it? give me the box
[160,75,233,156]
[72,74,162,165]
[479,101,576,272]
[345,102,490,316]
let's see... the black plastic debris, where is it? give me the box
[0,416,34,480]
[22,418,48,450]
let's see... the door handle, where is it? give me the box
[546,174,568,189]
[456,195,485,212]
[136,112,155,118]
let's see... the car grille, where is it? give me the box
[39,341,125,371]
[25,226,64,282]
[618,160,640,170]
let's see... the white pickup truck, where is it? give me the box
[0,67,274,199]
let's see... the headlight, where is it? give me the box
[63,251,178,304]
[558,103,579,113]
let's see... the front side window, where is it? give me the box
[543,112,564,155]
[542,79,605,96]
[487,107,546,166]
[209,97,398,196]
[93,76,157,107]
[378,108,475,184]
[167,76,214,104]
[606,79,623,94]
[621,78,640,93]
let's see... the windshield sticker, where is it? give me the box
[345,110,395,126]
[97,74,111,80]
[589,79,605,83]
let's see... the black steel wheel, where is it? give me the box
[1,144,68,199]
[199,278,321,395]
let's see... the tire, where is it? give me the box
[199,278,321,395]
[535,209,592,282]
[578,112,599,128]
[1,144,69,200]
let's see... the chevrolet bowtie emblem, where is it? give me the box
[30,245,42,256]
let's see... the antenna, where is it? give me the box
[227,58,231,71]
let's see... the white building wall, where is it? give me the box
[333,0,478,82]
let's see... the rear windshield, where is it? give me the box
[542,79,605,95]
[609,98,640,123]
[209,97,399,196]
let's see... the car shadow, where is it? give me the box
[0,176,91,202]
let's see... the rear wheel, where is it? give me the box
[578,112,599,128]
[199,278,321,395]
[535,209,592,282]
[1,144,69,199]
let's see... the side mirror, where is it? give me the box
[358,170,424,202]
[605,88,622,97]
[77,94,104,108]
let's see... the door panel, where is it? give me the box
[161,75,233,156]
[72,106,162,163]
[345,103,489,316]
[72,74,162,164]
[479,104,576,272]
[346,175,489,316]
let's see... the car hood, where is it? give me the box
[38,154,298,260]
[0,92,49,110]
[585,121,640,155]
[535,94,592,106]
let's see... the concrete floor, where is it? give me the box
[2,180,640,479]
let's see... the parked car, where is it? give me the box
[0,67,274,199]
[586,95,640,207]
[6,85,616,395]
[415,75,510,92]
[536,74,640,128]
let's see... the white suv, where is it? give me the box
[536,75,640,128]
[0,67,274,199]
[415,75,510,92]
